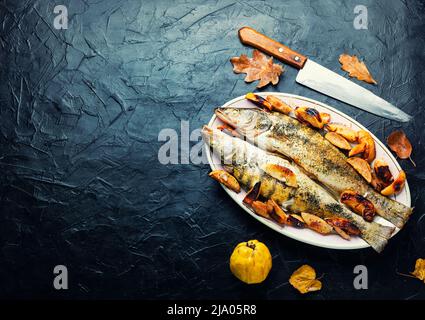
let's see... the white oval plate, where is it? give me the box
[205,93,411,250]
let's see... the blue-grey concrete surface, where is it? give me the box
[0,0,424,299]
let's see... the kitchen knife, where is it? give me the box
[238,27,412,122]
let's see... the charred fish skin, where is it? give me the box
[214,107,412,229]
[202,127,394,253]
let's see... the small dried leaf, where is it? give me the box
[289,265,322,294]
[339,53,377,85]
[387,130,415,166]
[411,258,425,283]
[231,50,284,88]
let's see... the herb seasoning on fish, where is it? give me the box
[202,126,394,253]
[215,106,412,228]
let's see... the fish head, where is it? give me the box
[215,107,272,138]
[202,125,228,149]
[202,125,251,167]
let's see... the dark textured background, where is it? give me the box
[0,0,424,299]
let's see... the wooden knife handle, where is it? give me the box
[238,27,307,69]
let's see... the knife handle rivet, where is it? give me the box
[278,47,284,53]
[294,56,300,62]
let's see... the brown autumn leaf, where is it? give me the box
[339,54,377,85]
[289,265,322,294]
[230,49,284,88]
[411,258,425,283]
[387,130,416,166]
[397,258,425,283]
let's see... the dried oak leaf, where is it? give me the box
[387,130,416,166]
[339,54,377,85]
[230,49,284,88]
[289,265,322,294]
[411,258,425,283]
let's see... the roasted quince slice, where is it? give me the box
[325,123,358,142]
[325,132,351,150]
[340,190,376,222]
[209,170,241,193]
[347,157,372,183]
[381,170,406,196]
[261,163,297,188]
[358,130,376,163]
[301,212,333,234]
[265,95,292,114]
[295,107,326,129]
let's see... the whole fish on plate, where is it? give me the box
[214,107,412,228]
[202,126,394,252]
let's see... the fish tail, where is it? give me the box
[379,208,412,229]
[371,193,413,228]
[361,221,395,253]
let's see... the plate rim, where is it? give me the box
[205,92,411,250]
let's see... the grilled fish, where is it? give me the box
[215,107,412,228]
[202,126,394,252]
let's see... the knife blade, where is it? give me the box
[238,27,412,122]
